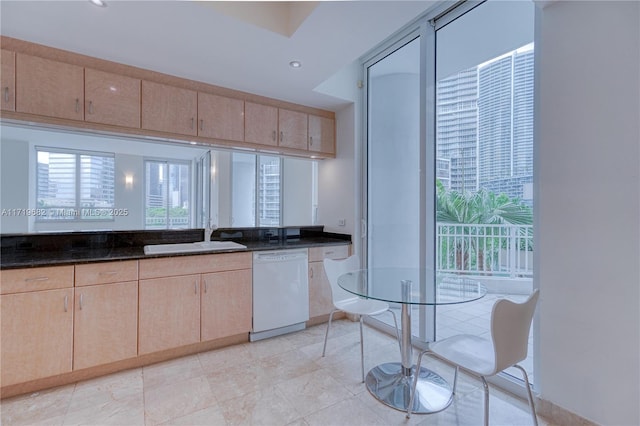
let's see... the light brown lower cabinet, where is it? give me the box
[308,262,335,318]
[138,274,201,355]
[308,245,350,318]
[0,288,74,386]
[201,269,252,341]
[0,251,259,391]
[73,281,138,370]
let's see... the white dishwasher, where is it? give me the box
[251,248,309,341]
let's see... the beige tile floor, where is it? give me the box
[1,319,548,426]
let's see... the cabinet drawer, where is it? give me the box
[1,265,74,294]
[75,260,138,287]
[139,252,251,279]
[308,245,350,262]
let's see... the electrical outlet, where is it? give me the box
[338,219,346,226]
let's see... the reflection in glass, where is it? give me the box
[144,160,190,229]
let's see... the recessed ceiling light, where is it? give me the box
[89,0,107,7]
[289,60,302,69]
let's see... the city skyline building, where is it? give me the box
[437,43,534,204]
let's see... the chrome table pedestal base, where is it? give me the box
[365,362,453,414]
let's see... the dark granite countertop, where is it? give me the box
[1,227,351,269]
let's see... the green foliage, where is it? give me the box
[436,183,532,225]
[146,207,188,217]
[436,181,533,274]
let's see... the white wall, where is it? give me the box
[318,103,357,240]
[0,139,29,233]
[535,2,639,425]
[317,60,360,251]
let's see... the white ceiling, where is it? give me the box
[0,1,437,112]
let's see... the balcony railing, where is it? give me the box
[437,223,533,278]
[145,217,190,229]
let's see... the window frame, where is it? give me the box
[143,157,193,230]
[35,146,116,222]
[230,152,283,227]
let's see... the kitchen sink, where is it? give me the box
[143,240,247,255]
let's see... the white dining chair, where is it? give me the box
[322,255,401,382]
[406,289,540,426]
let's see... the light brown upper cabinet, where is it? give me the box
[141,80,197,136]
[308,115,336,155]
[198,92,244,141]
[85,68,141,129]
[1,49,15,112]
[244,101,278,146]
[278,108,308,150]
[16,53,83,120]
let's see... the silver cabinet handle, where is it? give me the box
[279,131,283,142]
[25,276,49,282]
[88,100,94,114]
[309,136,313,146]
[200,119,204,131]
[272,130,276,141]
[310,267,314,279]
[99,271,118,275]
[203,280,208,293]
[64,295,68,312]
[79,293,84,310]
[3,87,8,102]
[75,98,80,113]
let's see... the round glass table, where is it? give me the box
[338,268,487,414]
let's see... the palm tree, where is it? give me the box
[436,181,532,272]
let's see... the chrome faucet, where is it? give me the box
[203,219,217,242]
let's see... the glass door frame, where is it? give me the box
[360,20,436,345]
[359,0,537,398]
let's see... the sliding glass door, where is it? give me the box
[364,28,437,342]
[433,0,535,386]
[363,0,536,388]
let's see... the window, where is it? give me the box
[144,159,191,229]
[231,153,282,227]
[36,148,115,220]
[257,156,281,226]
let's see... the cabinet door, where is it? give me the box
[0,288,74,386]
[308,115,335,155]
[75,260,138,287]
[1,49,15,111]
[278,108,308,150]
[309,262,335,318]
[85,68,141,128]
[73,281,138,370]
[138,275,200,355]
[198,92,244,141]
[244,102,278,146]
[16,54,84,120]
[201,269,252,341]
[141,80,197,136]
